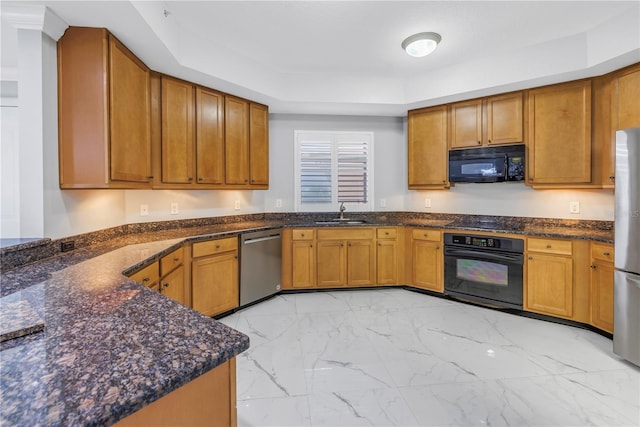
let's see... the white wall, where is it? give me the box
[266,114,408,213]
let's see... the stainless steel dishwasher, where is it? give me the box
[240,228,282,306]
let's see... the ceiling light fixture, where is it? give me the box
[401,32,441,58]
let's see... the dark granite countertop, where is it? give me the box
[0,212,613,426]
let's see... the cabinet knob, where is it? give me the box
[198,177,203,181]
[244,180,249,183]
[234,256,238,260]
[528,256,533,260]
[546,244,552,249]
[188,177,193,181]
[603,252,610,256]
[173,257,180,262]
[146,176,154,179]
[590,264,597,269]
[609,176,615,181]
[215,245,221,249]
[477,141,481,145]
[385,232,389,235]
[488,140,492,144]
[251,179,255,183]
[310,244,313,248]
[142,277,150,283]
[163,282,170,288]
[436,245,440,250]
[301,233,305,237]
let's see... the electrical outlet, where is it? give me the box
[569,201,580,214]
[425,198,432,208]
[380,198,387,208]
[234,200,240,210]
[276,199,282,208]
[61,241,75,252]
[170,202,179,215]
[140,204,149,216]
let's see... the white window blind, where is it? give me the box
[295,131,373,212]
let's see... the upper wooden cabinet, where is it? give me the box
[58,27,152,188]
[197,87,226,185]
[225,96,250,185]
[249,103,269,187]
[449,99,483,149]
[449,92,523,149]
[161,76,195,184]
[526,80,592,186]
[408,105,449,189]
[616,63,640,130]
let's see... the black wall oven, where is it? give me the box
[444,233,524,309]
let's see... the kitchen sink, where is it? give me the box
[314,219,368,225]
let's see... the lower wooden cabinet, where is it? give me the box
[525,237,574,318]
[376,228,399,285]
[590,243,615,333]
[115,358,237,427]
[410,229,443,292]
[316,228,376,287]
[191,237,239,317]
[129,247,187,305]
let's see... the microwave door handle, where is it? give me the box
[445,248,522,263]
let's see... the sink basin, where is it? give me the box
[315,219,368,225]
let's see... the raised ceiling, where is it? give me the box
[2,1,639,116]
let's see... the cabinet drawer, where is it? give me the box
[161,247,184,275]
[527,237,572,255]
[292,229,314,241]
[377,228,397,239]
[317,228,374,240]
[591,243,614,263]
[129,262,159,287]
[192,237,238,258]
[412,229,441,242]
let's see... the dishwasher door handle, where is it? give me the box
[243,234,282,245]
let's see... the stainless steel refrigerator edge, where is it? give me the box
[240,229,283,306]
[613,127,640,367]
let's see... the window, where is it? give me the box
[295,131,373,212]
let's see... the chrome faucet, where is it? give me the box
[339,202,346,219]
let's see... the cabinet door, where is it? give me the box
[161,265,186,306]
[192,252,239,316]
[412,240,442,292]
[249,103,269,186]
[377,240,397,285]
[450,99,483,149]
[617,64,640,130]
[527,80,592,184]
[408,106,449,188]
[196,87,225,184]
[225,96,249,185]
[108,35,152,183]
[486,92,523,145]
[347,240,375,286]
[316,240,346,287]
[592,75,616,188]
[292,241,316,288]
[590,260,614,333]
[526,253,573,318]
[161,77,195,184]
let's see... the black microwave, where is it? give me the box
[449,144,525,183]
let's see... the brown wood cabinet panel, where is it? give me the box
[347,240,376,286]
[292,240,316,288]
[129,262,159,289]
[196,87,225,184]
[316,240,346,287]
[225,96,250,185]
[161,76,195,184]
[412,239,442,292]
[527,237,572,256]
[450,99,483,149]
[161,247,184,275]
[408,106,449,188]
[115,359,236,427]
[486,92,523,145]
[527,80,592,185]
[292,229,314,240]
[161,265,186,305]
[192,251,239,317]
[617,63,640,130]
[249,103,269,186]
[592,75,616,188]
[377,240,398,285]
[193,237,238,258]
[58,27,151,188]
[526,253,573,318]
[590,258,614,334]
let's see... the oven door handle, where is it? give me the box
[445,248,523,263]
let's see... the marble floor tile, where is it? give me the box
[221,288,640,427]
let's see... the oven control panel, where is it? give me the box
[451,235,499,248]
[445,233,525,253]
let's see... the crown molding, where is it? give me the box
[1,4,67,41]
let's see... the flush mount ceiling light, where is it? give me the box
[401,32,441,57]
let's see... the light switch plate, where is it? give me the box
[170,202,179,215]
[140,204,149,216]
[569,201,580,214]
